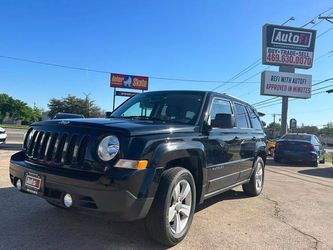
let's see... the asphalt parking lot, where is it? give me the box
[1,129,333,249]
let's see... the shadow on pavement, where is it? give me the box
[266,158,312,168]
[0,143,22,151]
[0,187,165,249]
[298,167,333,179]
[196,190,249,213]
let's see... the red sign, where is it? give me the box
[110,73,148,90]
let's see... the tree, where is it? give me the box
[264,122,281,139]
[296,125,319,135]
[261,121,267,128]
[0,93,42,124]
[48,95,103,118]
[319,122,333,137]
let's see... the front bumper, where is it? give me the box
[9,152,155,221]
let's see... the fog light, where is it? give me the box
[16,179,22,191]
[63,193,73,208]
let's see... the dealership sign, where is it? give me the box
[261,71,312,99]
[110,73,148,90]
[262,24,316,69]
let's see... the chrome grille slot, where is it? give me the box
[64,134,77,165]
[54,134,67,163]
[27,130,38,157]
[77,136,89,164]
[32,131,44,159]
[38,132,50,160]
[46,133,58,161]
[24,128,93,172]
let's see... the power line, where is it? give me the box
[219,8,333,94]
[253,78,333,107]
[309,7,333,28]
[210,17,296,92]
[238,48,333,98]
[0,55,266,84]
[0,9,331,90]
[256,89,331,109]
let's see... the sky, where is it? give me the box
[0,0,333,127]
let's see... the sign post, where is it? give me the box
[279,66,294,135]
[262,24,316,136]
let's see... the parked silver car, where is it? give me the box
[0,127,7,144]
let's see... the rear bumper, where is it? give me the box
[9,152,156,221]
[274,150,317,162]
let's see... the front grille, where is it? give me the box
[24,128,91,171]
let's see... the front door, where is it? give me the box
[204,98,241,194]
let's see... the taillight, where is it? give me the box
[301,143,315,151]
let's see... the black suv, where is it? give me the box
[10,90,266,246]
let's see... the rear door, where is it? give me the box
[233,103,257,181]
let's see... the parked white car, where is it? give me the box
[0,127,7,144]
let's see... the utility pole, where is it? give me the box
[279,66,295,137]
[272,113,281,139]
[319,16,333,24]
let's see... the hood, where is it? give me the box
[32,118,196,136]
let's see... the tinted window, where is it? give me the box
[112,92,204,125]
[281,134,311,141]
[210,99,232,120]
[313,136,321,145]
[234,103,250,128]
[209,99,233,128]
[246,107,262,130]
[122,102,152,117]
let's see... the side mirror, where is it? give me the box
[211,113,235,129]
[202,120,212,135]
[105,111,112,118]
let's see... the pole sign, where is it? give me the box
[261,70,312,99]
[110,73,148,90]
[262,24,316,69]
[115,91,138,97]
[290,118,297,129]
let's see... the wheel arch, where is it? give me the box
[151,141,207,204]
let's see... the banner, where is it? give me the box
[110,73,148,90]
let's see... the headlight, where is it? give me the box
[97,135,120,161]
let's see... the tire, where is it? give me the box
[310,160,319,167]
[144,167,196,247]
[242,157,265,197]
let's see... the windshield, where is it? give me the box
[281,134,311,141]
[111,92,204,125]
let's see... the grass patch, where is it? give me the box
[324,152,332,163]
[0,124,28,129]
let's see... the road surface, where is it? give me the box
[0,130,333,249]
